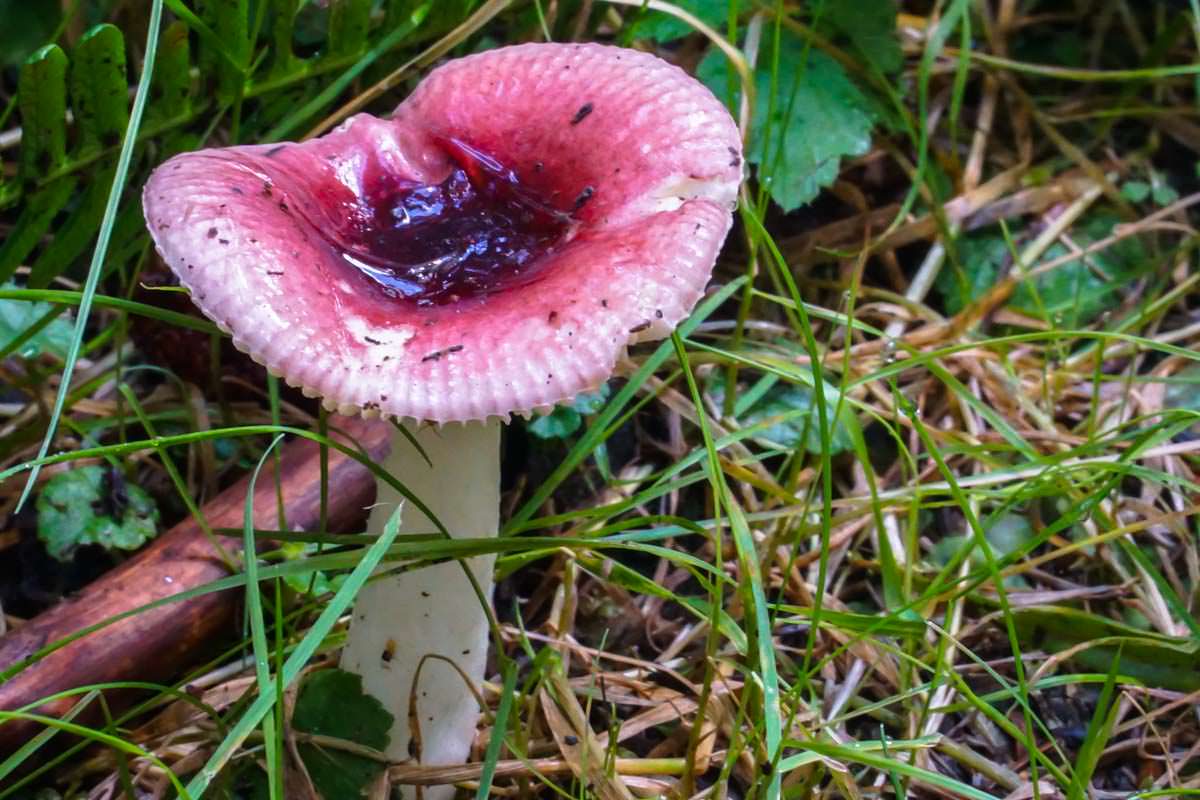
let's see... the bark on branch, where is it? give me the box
[0,417,391,754]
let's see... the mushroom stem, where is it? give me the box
[340,419,500,796]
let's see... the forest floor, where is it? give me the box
[0,1,1198,798]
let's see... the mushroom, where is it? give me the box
[142,42,740,783]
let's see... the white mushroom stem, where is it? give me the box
[340,419,500,796]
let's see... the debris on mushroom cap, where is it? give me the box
[142,43,742,423]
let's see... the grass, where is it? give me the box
[1,0,1199,798]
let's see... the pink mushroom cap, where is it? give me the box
[143,43,742,423]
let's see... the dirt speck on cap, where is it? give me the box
[571,102,594,125]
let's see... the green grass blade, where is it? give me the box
[265,2,431,142]
[506,276,747,531]
[0,711,190,798]
[183,503,405,797]
[475,661,518,800]
[16,0,165,512]
[671,331,781,798]
[1067,649,1123,800]
[244,436,285,799]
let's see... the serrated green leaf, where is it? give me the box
[70,24,129,155]
[0,282,74,359]
[148,20,193,121]
[820,0,903,75]
[628,0,728,43]
[36,465,160,561]
[293,669,393,800]
[698,34,878,211]
[18,44,69,182]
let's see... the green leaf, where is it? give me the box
[199,0,249,98]
[16,0,165,516]
[820,0,903,75]
[930,513,1034,590]
[17,44,70,182]
[36,465,161,561]
[186,504,407,798]
[935,233,1005,315]
[404,0,481,37]
[264,3,430,142]
[529,406,582,439]
[268,0,302,76]
[706,371,854,454]
[148,20,193,121]
[28,165,116,289]
[777,604,925,638]
[528,385,612,440]
[70,24,130,155]
[1152,182,1179,206]
[0,178,79,285]
[327,0,372,57]
[937,214,1150,325]
[292,669,393,800]
[982,512,1035,558]
[1165,364,1200,416]
[628,0,728,43]
[1120,180,1151,203]
[1012,606,1200,692]
[699,34,878,211]
[280,542,347,597]
[476,663,518,800]
[0,282,75,359]
[1012,213,1148,326]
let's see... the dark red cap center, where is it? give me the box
[328,138,573,306]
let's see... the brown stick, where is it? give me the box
[0,417,391,753]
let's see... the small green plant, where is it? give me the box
[36,465,160,561]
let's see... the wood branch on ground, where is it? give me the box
[0,417,391,754]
